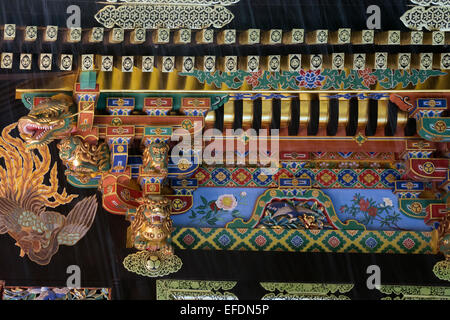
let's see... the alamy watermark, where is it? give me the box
[366,265,381,290]
[366,5,381,29]
[66,5,81,28]
[171,124,280,175]
[66,265,81,289]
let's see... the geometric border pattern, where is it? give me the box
[378,284,450,300]
[260,282,354,300]
[172,228,436,254]
[156,279,238,300]
[193,167,402,189]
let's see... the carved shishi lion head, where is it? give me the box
[142,142,170,175]
[57,136,111,183]
[130,196,173,253]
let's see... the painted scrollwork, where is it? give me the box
[106,0,240,4]
[156,279,237,300]
[260,282,354,300]
[410,0,450,5]
[378,284,450,300]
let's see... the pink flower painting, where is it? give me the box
[216,194,238,211]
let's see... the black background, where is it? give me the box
[0,0,415,30]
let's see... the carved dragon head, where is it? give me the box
[18,94,76,148]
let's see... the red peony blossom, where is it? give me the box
[358,68,377,88]
[296,69,325,89]
[245,70,263,87]
[340,206,347,213]
[368,207,377,217]
[359,199,370,212]
[209,201,218,211]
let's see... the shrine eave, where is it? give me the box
[14,67,450,99]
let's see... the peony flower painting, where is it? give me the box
[339,193,403,230]
[216,194,238,211]
[296,69,325,89]
[187,193,246,226]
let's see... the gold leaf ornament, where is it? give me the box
[123,251,182,277]
[433,260,450,282]
[0,123,98,265]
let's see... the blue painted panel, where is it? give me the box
[417,98,446,108]
[172,187,432,231]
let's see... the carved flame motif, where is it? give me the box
[0,123,98,265]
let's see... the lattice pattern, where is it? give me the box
[260,282,354,300]
[401,5,450,31]
[106,0,239,4]
[379,285,450,300]
[410,0,450,5]
[172,227,435,254]
[95,4,235,29]
[157,280,237,300]
[193,167,402,189]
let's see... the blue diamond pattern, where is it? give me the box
[380,169,401,188]
[291,235,303,247]
[295,169,315,181]
[337,169,358,187]
[252,169,273,186]
[212,230,237,249]
[211,168,231,186]
[365,237,378,249]
[218,234,231,246]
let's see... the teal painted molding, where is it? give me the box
[96,93,229,111]
[21,92,73,110]
[80,71,97,90]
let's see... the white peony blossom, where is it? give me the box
[383,198,393,207]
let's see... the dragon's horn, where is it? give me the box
[50,93,73,106]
